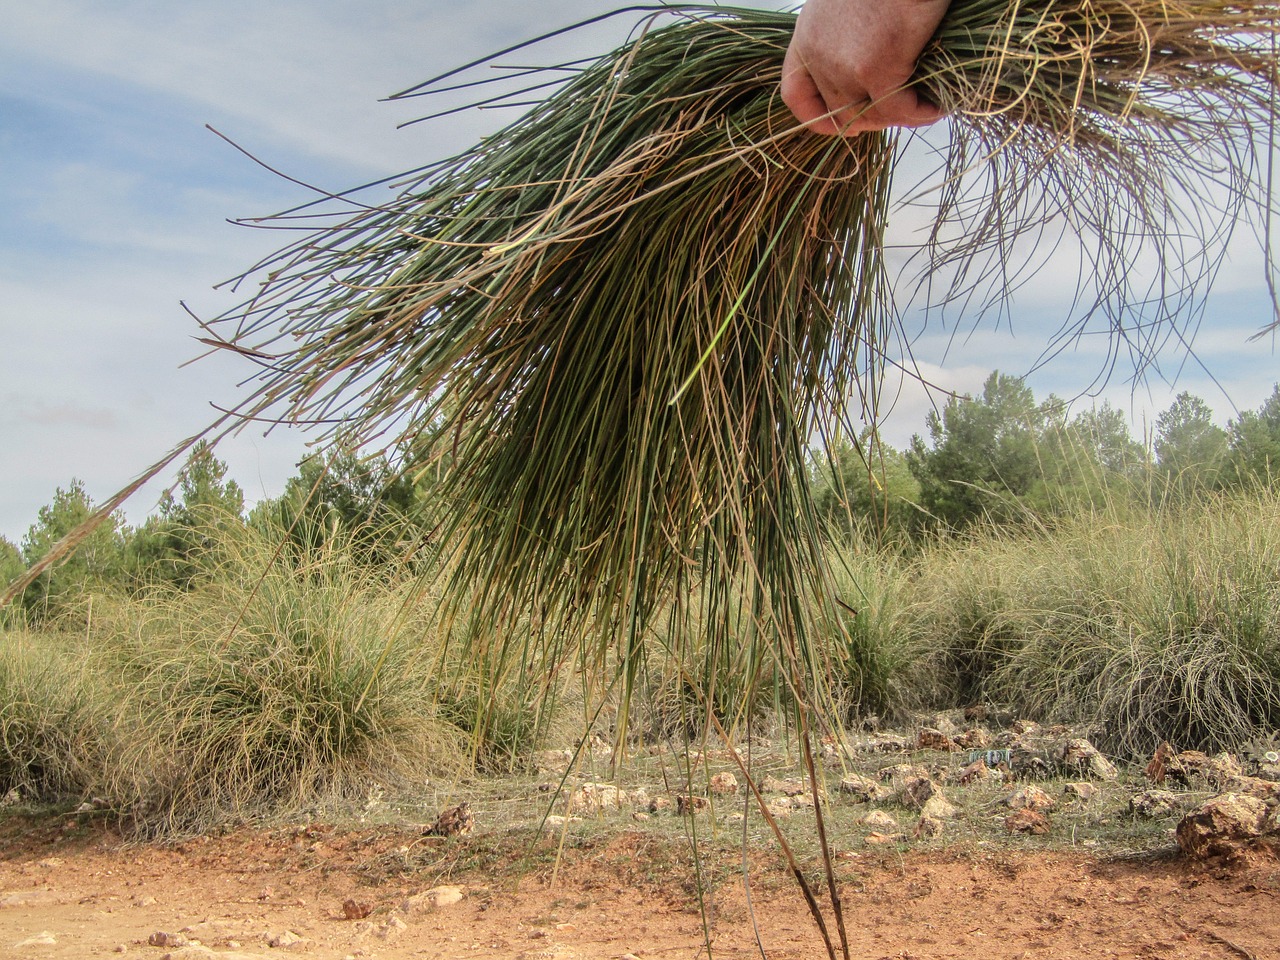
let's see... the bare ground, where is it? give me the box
[2,813,1278,960]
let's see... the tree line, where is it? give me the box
[5,372,1279,623]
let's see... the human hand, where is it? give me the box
[781,0,950,136]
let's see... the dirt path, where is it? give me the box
[2,817,1278,960]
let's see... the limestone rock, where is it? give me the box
[676,795,709,815]
[867,734,909,753]
[878,763,929,786]
[1003,785,1056,813]
[898,776,942,810]
[954,727,993,750]
[16,931,58,948]
[1051,738,1119,781]
[920,795,958,820]
[402,885,465,915]
[1063,782,1097,802]
[1224,774,1280,803]
[568,783,628,816]
[1005,808,1051,835]
[1177,793,1279,859]
[837,774,886,803]
[424,802,474,837]
[916,728,958,752]
[266,930,308,950]
[761,775,806,796]
[341,899,373,921]
[958,759,992,785]
[914,814,944,839]
[1129,790,1180,820]
[709,772,739,795]
[859,810,900,831]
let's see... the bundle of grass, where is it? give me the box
[181,0,1276,718]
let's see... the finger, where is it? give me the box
[781,50,841,136]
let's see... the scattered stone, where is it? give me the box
[878,763,929,785]
[953,728,993,750]
[148,932,187,948]
[914,814,944,839]
[1090,757,1121,783]
[0,890,65,909]
[377,917,408,941]
[267,930,308,950]
[820,736,853,763]
[1146,741,1176,784]
[761,775,806,796]
[1003,785,1056,813]
[1011,719,1042,736]
[765,798,796,818]
[676,795,709,815]
[342,899,373,921]
[648,797,673,814]
[568,783,629,815]
[16,931,58,948]
[958,759,991,785]
[424,802,474,838]
[837,774,886,802]
[1168,751,1243,788]
[1009,748,1053,779]
[867,734,909,753]
[533,749,573,773]
[963,704,989,722]
[898,776,941,810]
[920,795,958,820]
[1053,738,1119,781]
[1129,790,1180,820]
[916,728,958,752]
[709,772,739,795]
[864,831,907,845]
[1224,775,1280,802]
[402,886,465,915]
[859,810,900,831]
[1005,809,1051,835]
[926,713,962,738]
[584,734,613,761]
[1177,793,1279,859]
[1063,782,1097,802]
[543,815,581,829]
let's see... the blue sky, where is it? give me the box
[2,1,1278,545]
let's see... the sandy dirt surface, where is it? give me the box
[2,815,1278,960]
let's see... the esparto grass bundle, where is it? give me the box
[8,2,1280,723]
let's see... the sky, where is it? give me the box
[2,1,1278,546]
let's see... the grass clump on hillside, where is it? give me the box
[96,520,471,835]
[0,630,106,805]
[913,489,1280,757]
